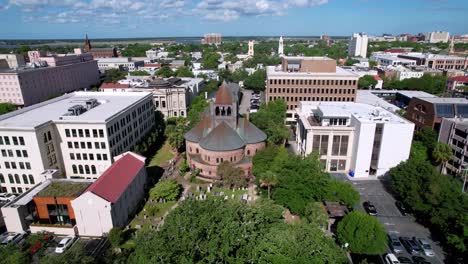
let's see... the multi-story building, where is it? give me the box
[296,101,414,178]
[97,57,144,72]
[0,92,155,194]
[348,33,368,58]
[446,76,468,96]
[0,52,99,106]
[0,54,25,69]
[397,53,467,70]
[201,33,222,45]
[438,118,468,176]
[405,97,468,132]
[425,31,450,43]
[266,56,359,122]
[370,53,417,67]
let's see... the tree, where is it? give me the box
[103,69,127,83]
[358,75,378,89]
[149,179,181,201]
[337,211,387,255]
[217,161,248,188]
[259,171,278,199]
[325,180,360,207]
[187,95,209,128]
[131,70,150,76]
[303,202,329,229]
[410,141,429,162]
[165,117,187,151]
[369,60,378,68]
[41,243,95,264]
[156,65,174,78]
[244,69,266,91]
[250,99,289,145]
[174,66,194,77]
[432,142,452,166]
[202,52,221,69]
[231,68,248,82]
[252,145,281,177]
[0,102,17,115]
[414,128,438,151]
[108,227,125,248]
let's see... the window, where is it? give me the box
[72,129,77,137]
[76,153,81,160]
[25,162,31,169]
[91,165,96,174]
[8,174,13,183]
[68,142,73,148]
[19,162,24,169]
[22,150,28,157]
[0,174,4,183]
[95,142,100,149]
[22,174,28,184]
[103,154,108,160]
[65,129,70,137]
[14,174,20,184]
[78,165,84,174]
[85,165,90,174]
[93,129,98,137]
[72,165,77,174]
[4,136,10,145]
[85,129,90,137]
[87,142,92,149]
[78,129,84,137]
[19,137,24,145]
[70,153,75,160]
[80,142,85,149]
[0,150,6,157]
[101,142,106,149]
[99,129,104,137]
[97,154,102,160]
[5,162,10,169]
[89,154,94,160]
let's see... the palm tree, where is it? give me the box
[432,142,453,174]
[259,171,278,199]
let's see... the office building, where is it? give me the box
[201,33,222,45]
[266,56,359,122]
[0,54,25,69]
[446,76,468,96]
[348,33,368,58]
[0,51,99,106]
[0,92,155,194]
[405,97,468,132]
[438,118,468,175]
[425,31,450,43]
[370,53,417,67]
[296,102,414,178]
[397,53,467,70]
[97,57,144,72]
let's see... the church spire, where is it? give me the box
[449,35,455,54]
[278,36,284,56]
[84,33,92,52]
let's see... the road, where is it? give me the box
[331,173,445,264]
[239,89,252,115]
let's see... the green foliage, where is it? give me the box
[252,145,281,177]
[219,68,248,83]
[187,94,209,128]
[156,65,174,78]
[217,161,248,188]
[165,117,187,151]
[259,170,278,199]
[431,142,453,164]
[303,202,329,229]
[108,227,125,248]
[121,43,153,57]
[103,69,127,83]
[174,66,194,77]
[325,180,360,207]
[414,128,438,151]
[250,99,289,145]
[0,102,17,115]
[358,75,378,89]
[201,52,221,69]
[244,69,266,91]
[345,58,359,66]
[149,179,182,201]
[337,211,387,255]
[383,74,447,95]
[410,141,429,162]
[204,79,220,93]
[131,70,150,76]
[369,60,378,68]
[179,158,189,173]
[0,245,29,264]
[40,243,94,264]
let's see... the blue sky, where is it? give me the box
[0,0,467,39]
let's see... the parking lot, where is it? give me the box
[239,89,264,115]
[332,173,445,264]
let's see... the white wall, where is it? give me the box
[71,191,113,237]
[350,118,376,178]
[376,122,414,175]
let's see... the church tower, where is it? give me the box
[211,83,237,129]
[278,36,284,56]
[449,36,455,54]
[248,40,254,57]
[84,34,92,52]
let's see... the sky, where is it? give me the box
[0,0,467,39]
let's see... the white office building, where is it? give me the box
[296,102,414,178]
[370,53,417,67]
[425,31,450,43]
[348,33,368,58]
[0,92,155,194]
[97,57,144,72]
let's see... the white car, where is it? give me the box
[415,238,435,257]
[55,237,75,254]
[384,253,400,264]
[0,193,16,202]
[0,232,27,246]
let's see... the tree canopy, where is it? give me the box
[244,69,266,91]
[175,66,194,77]
[0,103,17,115]
[250,99,289,145]
[131,70,150,76]
[156,65,174,78]
[165,117,187,151]
[217,161,248,188]
[103,69,127,83]
[383,74,447,95]
[149,179,182,201]
[202,52,221,69]
[358,75,378,89]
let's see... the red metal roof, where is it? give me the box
[372,75,383,81]
[215,83,233,105]
[449,76,468,82]
[143,63,161,67]
[86,153,145,203]
[384,49,407,53]
[100,83,130,89]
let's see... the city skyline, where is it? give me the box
[0,0,467,39]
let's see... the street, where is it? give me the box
[332,173,445,264]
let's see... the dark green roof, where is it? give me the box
[237,118,267,144]
[199,122,245,151]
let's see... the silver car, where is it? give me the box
[388,233,404,253]
[415,238,435,257]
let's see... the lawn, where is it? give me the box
[148,142,175,167]
[190,186,248,199]
[129,201,176,229]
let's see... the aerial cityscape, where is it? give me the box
[0,0,467,263]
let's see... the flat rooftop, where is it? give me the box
[267,65,359,77]
[0,92,152,129]
[396,91,437,99]
[417,97,468,104]
[401,53,466,60]
[283,56,334,61]
[36,181,91,198]
[356,90,401,112]
[372,54,416,62]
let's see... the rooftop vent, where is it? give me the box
[85,98,99,110]
[67,105,86,116]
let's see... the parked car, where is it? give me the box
[411,256,430,264]
[363,201,377,216]
[413,238,434,257]
[1,232,27,246]
[395,201,410,216]
[0,193,15,202]
[384,253,400,264]
[400,237,421,255]
[388,233,404,253]
[55,237,75,254]
[397,256,413,263]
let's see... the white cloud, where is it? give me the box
[286,0,328,7]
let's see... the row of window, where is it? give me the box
[269,79,357,86]
[312,135,349,156]
[0,173,35,185]
[269,87,356,95]
[4,161,31,170]
[0,136,25,146]
[270,95,355,103]
[65,128,104,138]
[70,153,108,161]
[1,149,28,158]
[71,164,97,175]
[67,141,106,150]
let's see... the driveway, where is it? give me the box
[331,173,445,264]
[239,89,252,115]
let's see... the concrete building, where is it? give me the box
[266,56,359,122]
[296,102,414,178]
[405,97,468,132]
[0,54,25,69]
[0,51,99,106]
[425,31,450,43]
[446,76,468,96]
[397,53,468,70]
[438,118,468,175]
[370,53,417,67]
[97,57,144,72]
[348,33,368,58]
[72,152,146,236]
[278,36,284,56]
[0,92,155,194]
[201,33,222,45]
[184,83,266,180]
[394,66,424,81]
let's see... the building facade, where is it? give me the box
[397,53,468,70]
[296,102,414,178]
[201,33,222,45]
[0,54,25,69]
[438,118,468,176]
[266,56,359,122]
[446,76,468,96]
[97,57,144,72]
[0,92,155,194]
[425,31,450,43]
[348,33,368,58]
[278,36,284,55]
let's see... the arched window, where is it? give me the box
[22,174,28,184]
[29,175,35,184]
[72,165,77,174]
[8,174,13,184]
[221,107,226,116]
[227,107,232,116]
[215,106,220,116]
[0,174,4,184]
[78,165,84,174]
[247,150,251,155]
[85,165,90,174]
[14,174,20,184]
[91,165,96,174]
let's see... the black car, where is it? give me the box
[400,237,421,255]
[396,201,410,216]
[412,256,430,264]
[397,256,413,263]
[363,201,377,216]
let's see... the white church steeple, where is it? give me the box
[278,36,284,56]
